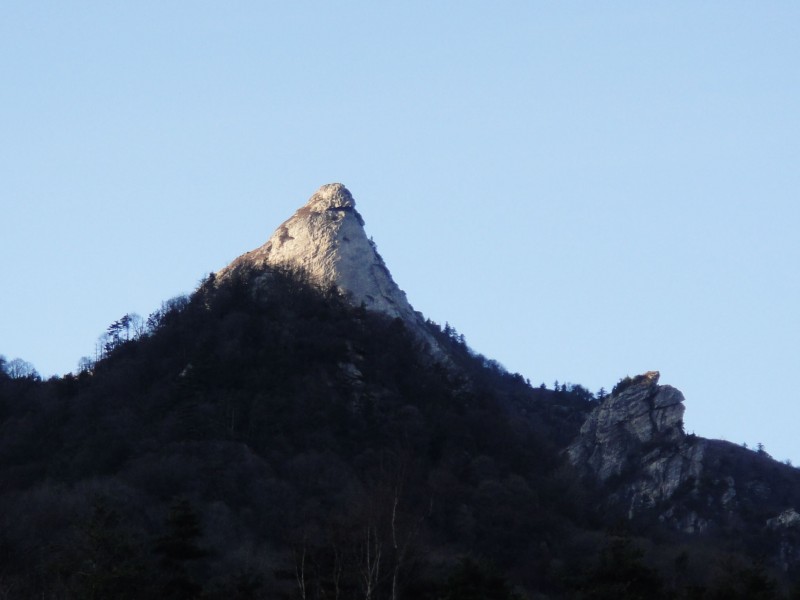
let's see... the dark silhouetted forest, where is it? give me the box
[1,266,799,598]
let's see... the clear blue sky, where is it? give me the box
[2,3,799,462]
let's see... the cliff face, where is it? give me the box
[218,183,441,354]
[567,371,707,527]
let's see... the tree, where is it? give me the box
[441,558,523,600]
[577,535,665,600]
[105,316,130,353]
[708,557,778,599]
[612,376,634,396]
[69,502,146,600]
[146,296,190,333]
[78,356,95,374]
[154,499,208,600]
[101,313,146,357]
[5,357,39,380]
[129,313,146,339]
[285,448,428,600]
[568,384,594,402]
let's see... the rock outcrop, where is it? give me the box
[568,371,800,549]
[768,508,800,530]
[567,371,707,525]
[218,183,441,354]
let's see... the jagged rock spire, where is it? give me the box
[219,183,441,352]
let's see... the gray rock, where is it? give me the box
[567,371,706,525]
[768,508,800,530]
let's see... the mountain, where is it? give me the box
[2,183,800,599]
[217,183,442,356]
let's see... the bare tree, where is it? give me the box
[294,540,308,600]
[286,447,428,600]
[351,450,427,600]
[77,356,94,374]
[129,313,146,339]
[356,522,382,600]
[96,332,111,362]
[5,358,39,380]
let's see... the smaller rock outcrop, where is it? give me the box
[567,371,706,523]
[567,370,800,555]
[768,508,800,530]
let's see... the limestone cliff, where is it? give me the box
[218,183,441,354]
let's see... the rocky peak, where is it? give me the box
[569,371,687,480]
[567,371,705,524]
[304,182,356,211]
[218,183,441,354]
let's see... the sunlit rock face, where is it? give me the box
[569,372,688,480]
[568,371,707,526]
[218,183,440,353]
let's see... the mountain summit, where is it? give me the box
[219,183,440,351]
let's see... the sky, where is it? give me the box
[2,3,799,462]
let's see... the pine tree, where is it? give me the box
[154,499,208,600]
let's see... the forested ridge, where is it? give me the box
[1,267,797,598]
